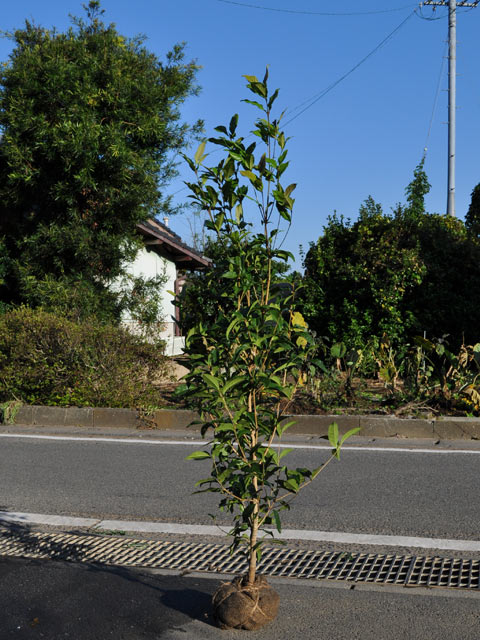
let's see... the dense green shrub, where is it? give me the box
[301,165,480,352]
[301,201,424,352]
[0,307,170,407]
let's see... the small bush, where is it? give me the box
[0,307,171,408]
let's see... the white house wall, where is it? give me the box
[123,247,184,356]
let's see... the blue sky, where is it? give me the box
[1,1,479,266]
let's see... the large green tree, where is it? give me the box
[301,164,480,351]
[0,1,201,321]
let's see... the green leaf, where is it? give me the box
[222,376,245,394]
[257,153,266,174]
[311,465,324,480]
[284,183,296,198]
[413,336,435,352]
[202,373,221,390]
[268,88,279,110]
[339,427,361,446]
[215,423,235,433]
[226,316,241,338]
[330,342,346,359]
[185,451,211,461]
[284,479,299,493]
[194,477,214,486]
[194,139,207,164]
[273,510,282,533]
[277,419,296,436]
[249,82,267,98]
[277,208,291,222]
[328,422,339,449]
[229,114,239,136]
[242,99,265,111]
[240,169,257,182]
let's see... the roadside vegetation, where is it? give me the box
[178,166,480,418]
[0,1,200,410]
[0,2,480,419]
[0,307,171,408]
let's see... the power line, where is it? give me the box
[415,4,449,18]
[283,10,416,127]
[422,40,448,159]
[172,6,418,194]
[215,0,418,16]
[416,0,479,18]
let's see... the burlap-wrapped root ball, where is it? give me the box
[212,574,279,630]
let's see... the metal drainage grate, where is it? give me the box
[0,528,478,591]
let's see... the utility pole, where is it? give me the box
[422,0,478,216]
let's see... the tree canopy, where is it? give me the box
[301,164,480,351]
[0,0,201,321]
[465,182,480,237]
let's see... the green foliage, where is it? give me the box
[0,399,22,424]
[177,236,235,334]
[302,202,424,351]
[180,72,358,585]
[404,159,431,218]
[465,183,480,237]
[178,235,291,335]
[402,337,480,412]
[0,1,201,322]
[302,165,480,352]
[0,307,171,407]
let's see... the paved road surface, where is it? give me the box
[1,556,480,640]
[0,434,478,541]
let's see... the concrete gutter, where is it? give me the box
[4,405,480,440]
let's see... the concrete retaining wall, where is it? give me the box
[7,405,480,440]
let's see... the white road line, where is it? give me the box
[1,510,480,552]
[0,433,206,445]
[0,432,479,454]
[0,511,99,528]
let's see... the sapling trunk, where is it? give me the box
[247,510,259,585]
[248,419,259,586]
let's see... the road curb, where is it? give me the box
[6,405,480,440]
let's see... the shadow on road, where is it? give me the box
[0,513,217,633]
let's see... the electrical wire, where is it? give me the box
[283,10,416,127]
[422,40,448,160]
[171,6,420,195]
[415,4,449,20]
[215,0,418,17]
[458,3,480,13]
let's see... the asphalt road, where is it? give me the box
[1,435,478,541]
[2,556,480,640]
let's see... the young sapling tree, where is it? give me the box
[181,71,358,630]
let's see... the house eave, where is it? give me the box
[137,222,211,270]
